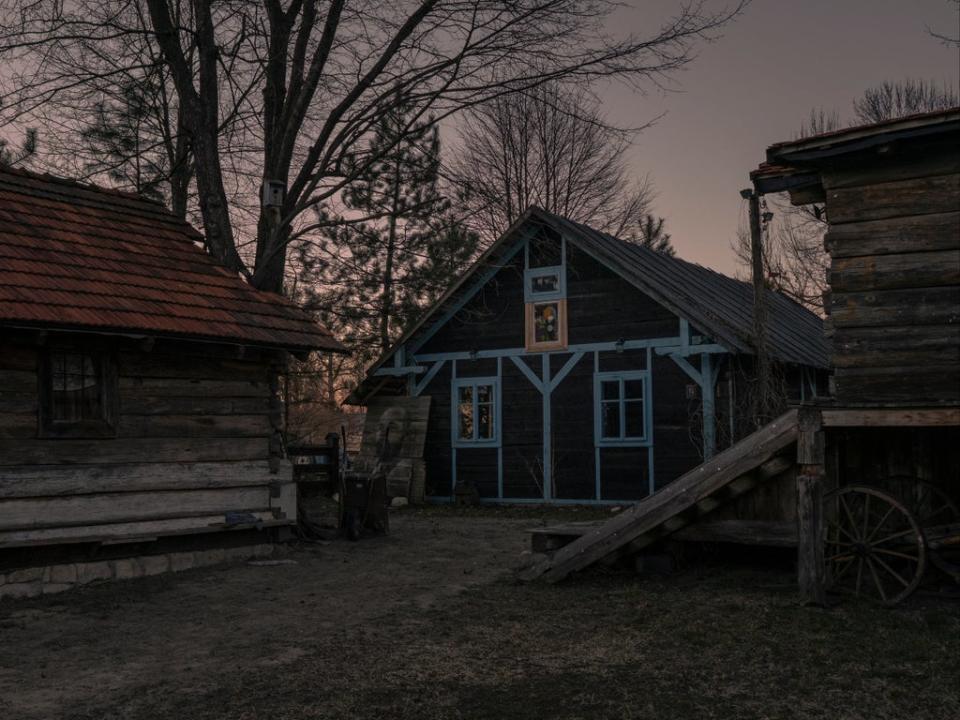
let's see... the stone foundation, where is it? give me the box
[0,543,274,600]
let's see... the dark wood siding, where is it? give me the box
[821,145,960,407]
[0,334,290,549]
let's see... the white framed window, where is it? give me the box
[524,266,565,302]
[452,377,500,446]
[594,371,649,446]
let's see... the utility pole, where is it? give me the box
[742,187,771,427]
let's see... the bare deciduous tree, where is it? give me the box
[1,0,745,295]
[852,79,958,125]
[452,82,655,241]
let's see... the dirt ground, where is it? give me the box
[1,507,958,720]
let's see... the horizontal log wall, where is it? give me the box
[0,336,290,550]
[822,146,960,407]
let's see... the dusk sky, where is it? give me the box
[599,0,959,276]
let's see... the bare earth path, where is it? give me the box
[1,508,958,720]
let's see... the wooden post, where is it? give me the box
[746,189,772,426]
[796,406,826,606]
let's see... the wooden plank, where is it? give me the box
[833,365,960,405]
[825,212,960,258]
[0,460,284,499]
[0,486,272,530]
[830,286,960,327]
[822,151,960,190]
[830,249,960,293]
[0,369,36,392]
[796,468,826,606]
[822,407,960,427]
[0,344,38,371]
[832,324,959,368]
[673,520,798,547]
[117,413,270,438]
[0,437,268,466]
[826,174,960,224]
[120,394,269,415]
[520,409,799,582]
[0,511,282,549]
[117,353,269,381]
[118,377,270,397]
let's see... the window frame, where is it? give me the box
[38,348,118,439]
[593,370,650,447]
[451,376,501,448]
[524,265,566,303]
[524,298,569,352]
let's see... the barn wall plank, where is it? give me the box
[825,211,960,258]
[826,173,960,224]
[830,249,960,293]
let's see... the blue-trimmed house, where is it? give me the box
[347,207,829,504]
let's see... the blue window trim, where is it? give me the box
[593,370,651,447]
[451,375,502,448]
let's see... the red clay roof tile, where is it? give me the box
[0,167,345,353]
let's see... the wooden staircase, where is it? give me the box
[519,409,800,582]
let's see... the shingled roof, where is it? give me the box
[0,167,345,354]
[358,207,828,391]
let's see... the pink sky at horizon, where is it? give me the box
[597,0,959,276]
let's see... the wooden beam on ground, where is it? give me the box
[518,409,799,583]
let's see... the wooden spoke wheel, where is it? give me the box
[881,475,959,529]
[824,485,927,606]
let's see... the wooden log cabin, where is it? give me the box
[347,207,828,505]
[752,108,960,603]
[0,167,345,597]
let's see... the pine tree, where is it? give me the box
[633,214,676,256]
[305,106,479,369]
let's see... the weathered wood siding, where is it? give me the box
[417,240,713,501]
[822,150,960,407]
[0,336,291,549]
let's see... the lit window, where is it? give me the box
[595,371,648,445]
[454,378,499,445]
[525,299,568,351]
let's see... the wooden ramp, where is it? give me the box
[519,409,800,582]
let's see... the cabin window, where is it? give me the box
[453,377,500,446]
[524,232,568,351]
[595,371,648,445]
[40,349,117,437]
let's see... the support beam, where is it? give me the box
[701,354,716,460]
[542,354,552,500]
[412,360,446,397]
[509,355,545,392]
[796,406,826,607]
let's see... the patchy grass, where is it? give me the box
[5,513,957,720]
[73,562,959,720]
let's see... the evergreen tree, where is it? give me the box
[304,107,480,370]
[632,214,676,256]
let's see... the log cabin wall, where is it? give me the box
[821,142,960,406]
[0,332,294,557]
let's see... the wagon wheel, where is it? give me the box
[877,475,959,529]
[824,485,927,606]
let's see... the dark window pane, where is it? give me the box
[477,403,493,439]
[624,400,645,438]
[459,403,474,439]
[601,380,620,401]
[52,352,101,422]
[624,379,644,400]
[534,303,560,343]
[531,273,559,294]
[601,401,620,439]
[477,384,492,403]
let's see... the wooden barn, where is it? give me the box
[522,108,959,606]
[347,207,828,505]
[0,167,345,597]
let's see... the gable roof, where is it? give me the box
[0,166,345,354]
[358,207,828,392]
